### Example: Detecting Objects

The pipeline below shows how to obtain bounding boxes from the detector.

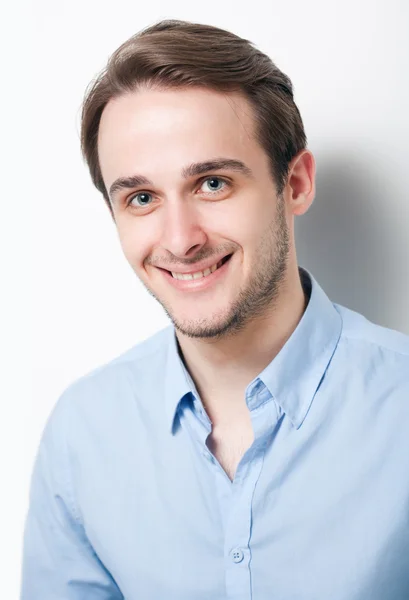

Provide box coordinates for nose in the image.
[160,199,208,259]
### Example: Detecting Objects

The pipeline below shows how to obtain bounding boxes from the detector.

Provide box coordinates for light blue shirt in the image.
[21,268,409,599]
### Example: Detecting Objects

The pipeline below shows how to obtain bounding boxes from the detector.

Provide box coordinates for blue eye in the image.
[129,192,153,207]
[200,177,227,193]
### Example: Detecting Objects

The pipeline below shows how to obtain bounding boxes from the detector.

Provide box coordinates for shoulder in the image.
[332,303,409,401]
[49,325,173,428]
[334,303,409,359]
[328,304,409,448]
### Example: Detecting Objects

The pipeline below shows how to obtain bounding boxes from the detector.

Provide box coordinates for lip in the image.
[157,254,230,276]
[157,254,233,291]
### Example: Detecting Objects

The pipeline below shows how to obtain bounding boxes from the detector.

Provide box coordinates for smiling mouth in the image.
[163,254,232,281]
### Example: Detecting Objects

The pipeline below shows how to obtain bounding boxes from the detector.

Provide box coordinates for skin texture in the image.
[98,86,316,435]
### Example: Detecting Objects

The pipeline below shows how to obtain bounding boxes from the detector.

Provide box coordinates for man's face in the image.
[98,86,291,339]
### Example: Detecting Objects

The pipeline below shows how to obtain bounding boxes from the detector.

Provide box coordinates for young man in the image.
[21,19,409,600]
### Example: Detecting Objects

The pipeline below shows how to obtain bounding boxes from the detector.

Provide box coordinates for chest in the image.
[77,394,409,600]
[80,420,409,600]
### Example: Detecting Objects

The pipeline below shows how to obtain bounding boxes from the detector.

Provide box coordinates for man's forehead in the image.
[98,86,256,142]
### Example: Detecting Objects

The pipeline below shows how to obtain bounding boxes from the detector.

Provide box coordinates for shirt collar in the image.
[164,267,343,433]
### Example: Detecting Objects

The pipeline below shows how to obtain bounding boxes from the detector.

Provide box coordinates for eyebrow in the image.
[108,158,254,204]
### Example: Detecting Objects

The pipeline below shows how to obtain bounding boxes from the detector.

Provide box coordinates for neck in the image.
[175,264,308,424]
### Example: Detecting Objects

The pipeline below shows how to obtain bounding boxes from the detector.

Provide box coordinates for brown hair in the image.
[80,19,307,216]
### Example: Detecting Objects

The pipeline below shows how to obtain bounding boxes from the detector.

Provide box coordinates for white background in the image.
[2,0,408,596]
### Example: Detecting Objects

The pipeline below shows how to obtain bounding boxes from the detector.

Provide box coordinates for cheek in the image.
[208,193,267,239]
[116,221,152,268]
[226,205,272,249]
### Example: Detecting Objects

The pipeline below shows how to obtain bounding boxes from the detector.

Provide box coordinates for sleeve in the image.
[20,393,124,599]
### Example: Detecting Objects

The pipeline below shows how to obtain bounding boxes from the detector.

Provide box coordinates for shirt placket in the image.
[181,382,279,600]
[223,383,278,600]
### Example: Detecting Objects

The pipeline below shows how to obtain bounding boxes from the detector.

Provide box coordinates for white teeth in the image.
[171,258,227,280]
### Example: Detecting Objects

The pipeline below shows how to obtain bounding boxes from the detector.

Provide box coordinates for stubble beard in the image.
[142,195,290,340]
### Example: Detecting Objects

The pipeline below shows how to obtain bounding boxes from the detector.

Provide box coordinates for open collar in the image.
[164,267,343,433]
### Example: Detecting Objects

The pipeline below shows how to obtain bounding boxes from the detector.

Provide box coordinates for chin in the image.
[171,307,247,340]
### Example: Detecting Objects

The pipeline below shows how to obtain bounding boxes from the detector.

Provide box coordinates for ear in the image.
[285,149,316,216]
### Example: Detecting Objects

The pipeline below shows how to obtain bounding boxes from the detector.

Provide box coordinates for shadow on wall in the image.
[295,150,405,333]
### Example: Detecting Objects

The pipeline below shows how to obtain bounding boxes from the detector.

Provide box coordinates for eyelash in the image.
[125,176,231,209]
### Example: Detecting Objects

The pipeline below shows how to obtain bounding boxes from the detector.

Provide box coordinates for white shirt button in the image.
[231,548,244,563]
